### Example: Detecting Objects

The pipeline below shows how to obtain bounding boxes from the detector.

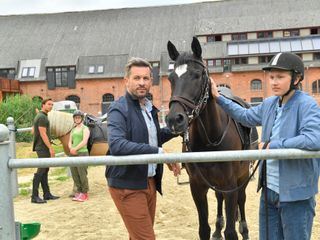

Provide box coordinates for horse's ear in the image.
[167,41,179,61]
[191,36,202,59]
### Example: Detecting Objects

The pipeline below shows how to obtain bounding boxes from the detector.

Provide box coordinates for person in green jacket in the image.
[68,110,90,202]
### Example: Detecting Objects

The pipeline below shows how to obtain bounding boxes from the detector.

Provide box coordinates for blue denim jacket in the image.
[217,90,320,201]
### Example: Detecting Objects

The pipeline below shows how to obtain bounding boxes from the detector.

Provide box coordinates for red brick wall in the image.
[19,68,320,116]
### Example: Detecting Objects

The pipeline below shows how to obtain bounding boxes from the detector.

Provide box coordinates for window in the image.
[310,27,320,35]
[207,35,222,42]
[257,31,273,39]
[233,57,248,65]
[21,67,35,78]
[55,67,68,87]
[250,97,263,106]
[97,65,104,74]
[66,95,80,109]
[231,33,247,41]
[206,59,223,67]
[223,59,231,72]
[314,52,320,60]
[251,79,262,90]
[150,62,159,67]
[259,55,273,64]
[0,69,15,79]
[47,66,75,89]
[207,59,214,67]
[228,36,320,55]
[88,66,95,74]
[102,93,114,102]
[312,80,320,93]
[283,29,299,37]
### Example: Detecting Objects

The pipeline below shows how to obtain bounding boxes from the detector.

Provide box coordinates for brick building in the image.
[0,0,320,117]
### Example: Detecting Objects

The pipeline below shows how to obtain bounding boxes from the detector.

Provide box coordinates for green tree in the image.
[0,95,42,142]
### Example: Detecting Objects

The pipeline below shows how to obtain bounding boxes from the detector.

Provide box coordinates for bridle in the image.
[169,59,210,124]
[168,59,230,148]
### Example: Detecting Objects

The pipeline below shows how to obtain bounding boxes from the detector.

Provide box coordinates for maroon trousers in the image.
[109,178,157,240]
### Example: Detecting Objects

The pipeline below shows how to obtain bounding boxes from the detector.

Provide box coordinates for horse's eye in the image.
[192,71,201,79]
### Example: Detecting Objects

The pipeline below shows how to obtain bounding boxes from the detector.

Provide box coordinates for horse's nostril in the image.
[175,113,185,124]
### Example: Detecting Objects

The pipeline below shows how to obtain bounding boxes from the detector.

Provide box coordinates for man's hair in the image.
[41,98,53,106]
[124,57,152,78]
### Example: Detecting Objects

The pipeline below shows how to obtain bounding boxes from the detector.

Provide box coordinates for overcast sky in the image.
[0,0,218,15]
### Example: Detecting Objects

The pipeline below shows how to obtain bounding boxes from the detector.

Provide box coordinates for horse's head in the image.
[166,37,210,134]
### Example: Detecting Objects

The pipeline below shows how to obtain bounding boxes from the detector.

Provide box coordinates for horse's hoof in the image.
[211,237,223,240]
[211,233,223,240]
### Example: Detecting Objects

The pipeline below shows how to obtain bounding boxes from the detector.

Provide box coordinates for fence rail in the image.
[1,120,320,239]
[8,148,320,168]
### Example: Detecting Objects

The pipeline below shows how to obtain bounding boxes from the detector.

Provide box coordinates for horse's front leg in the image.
[224,191,239,240]
[238,187,249,240]
[190,180,211,240]
[212,192,224,240]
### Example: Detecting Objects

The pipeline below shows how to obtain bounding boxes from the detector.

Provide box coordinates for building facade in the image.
[0,0,320,117]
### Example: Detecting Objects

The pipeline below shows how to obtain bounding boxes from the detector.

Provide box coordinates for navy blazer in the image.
[106,92,175,194]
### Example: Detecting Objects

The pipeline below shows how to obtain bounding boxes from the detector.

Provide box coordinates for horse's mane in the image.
[48,111,74,138]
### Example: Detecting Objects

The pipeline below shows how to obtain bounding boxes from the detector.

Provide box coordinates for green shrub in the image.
[0,95,41,142]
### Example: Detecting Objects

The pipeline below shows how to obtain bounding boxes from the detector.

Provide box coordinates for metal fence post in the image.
[7,117,19,198]
[0,124,16,240]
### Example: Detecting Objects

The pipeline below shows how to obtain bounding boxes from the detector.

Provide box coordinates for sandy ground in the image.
[14,138,320,240]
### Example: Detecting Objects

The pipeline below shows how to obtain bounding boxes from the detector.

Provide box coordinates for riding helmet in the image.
[73,110,84,119]
[262,52,304,80]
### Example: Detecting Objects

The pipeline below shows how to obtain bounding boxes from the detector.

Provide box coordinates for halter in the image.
[169,59,210,124]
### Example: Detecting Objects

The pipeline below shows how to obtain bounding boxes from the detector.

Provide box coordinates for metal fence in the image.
[1,120,320,239]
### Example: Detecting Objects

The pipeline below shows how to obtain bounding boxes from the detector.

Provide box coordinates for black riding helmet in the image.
[263,52,304,104]
[73,110,84,120]
[263,52,304,79]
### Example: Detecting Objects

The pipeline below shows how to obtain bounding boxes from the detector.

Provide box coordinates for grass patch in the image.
[51,167,67,176]
[19,182,31,188]
[19,189,30,196]
[55,176,69,182]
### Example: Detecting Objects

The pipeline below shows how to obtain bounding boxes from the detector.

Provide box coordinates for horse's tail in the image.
[48,111,74,138]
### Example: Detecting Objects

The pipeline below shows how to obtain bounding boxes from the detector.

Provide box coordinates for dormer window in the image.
[88,66,95,74]
[97,65,104,73]
[88,65,104,74]
[22,67,36,78]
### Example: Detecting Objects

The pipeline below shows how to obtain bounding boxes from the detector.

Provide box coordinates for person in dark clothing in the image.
[106,57,180,240]
[31,98,59,204]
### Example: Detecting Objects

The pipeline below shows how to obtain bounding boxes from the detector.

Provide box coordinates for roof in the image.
[0,0,319,70]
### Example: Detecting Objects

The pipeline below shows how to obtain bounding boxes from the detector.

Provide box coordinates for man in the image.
[211,52,320,240]
[106,57,180,240]
[31,98,59,204]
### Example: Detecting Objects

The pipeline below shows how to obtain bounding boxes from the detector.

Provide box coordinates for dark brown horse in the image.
[166,37,257,240]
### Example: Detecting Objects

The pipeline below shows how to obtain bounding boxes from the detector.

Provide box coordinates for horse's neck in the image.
[58,133,70,155]
[195,98,226,139]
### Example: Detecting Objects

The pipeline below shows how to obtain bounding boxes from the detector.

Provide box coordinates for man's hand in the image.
[166,163,181,177]
[210,78,220,99]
